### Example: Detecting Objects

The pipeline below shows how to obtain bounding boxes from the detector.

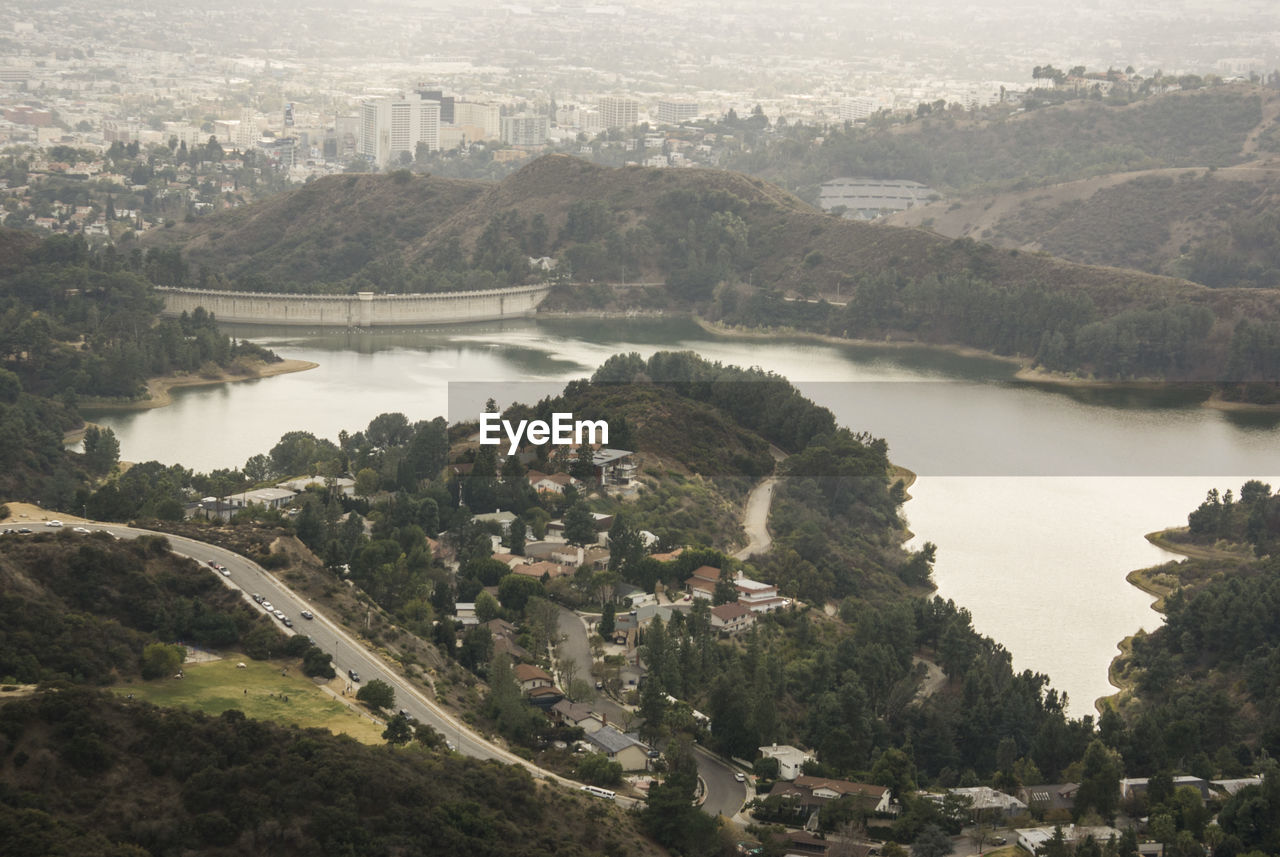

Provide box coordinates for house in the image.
[1019,783,1079,815]
[511,560,572,580]
[514,664,555,692]
[221,487,297,509]
[1120,776,1211,802]
[549,699,605,733]
[584,725,650,770]
[454,603,479,627]
[770,777,892,814]
[758,743,813,781]
[685,565,722,600]
[710,602,756,635]
[474,510,518,533]
[527,470,578,494]
[591,448,636,486]
[486,618,532,661]
[1017,825,1123,854]
[947,786,1027,819]
[1211,777,1263,796]
[277,476,356,496]
[527,685,564,708]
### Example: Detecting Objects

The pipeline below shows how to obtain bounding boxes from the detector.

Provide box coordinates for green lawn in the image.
[114,655,385,743]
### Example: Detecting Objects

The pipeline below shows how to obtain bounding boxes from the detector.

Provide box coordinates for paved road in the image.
[24,523,644,801]
[556,606,747,818]
[694,744,749,818]
[734,476,777,560]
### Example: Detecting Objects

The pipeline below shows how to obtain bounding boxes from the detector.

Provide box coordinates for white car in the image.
[72,526,91,534]
[274,610,285,619]
[45,520,63,527]
[262,601,274,612]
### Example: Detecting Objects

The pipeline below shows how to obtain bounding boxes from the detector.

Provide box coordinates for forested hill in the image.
[0,689,655,857]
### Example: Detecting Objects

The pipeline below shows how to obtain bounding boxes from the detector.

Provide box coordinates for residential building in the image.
[710,602,756,635]
[549,699,605,733]
[591,449,636,486]
[451,101,501,139]
[769,776,892,814]
[758,743,813,780]
[359,93,441,168]
[220,487,296,509]
[838,96,879,122]
[1018,783,1079,815]
[598,96,639,129]
[500,113,548,147]
[584,725,650,770]
[514,664,555,693]
[1017,826,1123,854]
[946,786,1027,818]
[656,100,699,124]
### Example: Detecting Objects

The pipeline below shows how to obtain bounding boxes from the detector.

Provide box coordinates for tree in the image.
[82,425,120,475]
[302,646,336,679]
[458,625,494,674]
[475,589,501,622]
[356,678,396,710]
[506,513,526,556]
[564,500,596,547]
[577,752,623,786]
[140,642,184,679]
[599,601,616,637]
[913,824,955,857]
[382,713,414,745]
[871,747,918,799]
[497,574,543,613]
[570,443,596,483]
[355,467,380,496]
[1076,739,1123,821]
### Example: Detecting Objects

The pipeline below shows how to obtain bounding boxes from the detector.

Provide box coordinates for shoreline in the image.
[77,359,318,413]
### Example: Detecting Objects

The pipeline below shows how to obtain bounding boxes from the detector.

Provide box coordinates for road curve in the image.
[72,523,635,803]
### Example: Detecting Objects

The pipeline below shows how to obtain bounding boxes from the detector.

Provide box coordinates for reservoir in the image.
[84,316,1280,715]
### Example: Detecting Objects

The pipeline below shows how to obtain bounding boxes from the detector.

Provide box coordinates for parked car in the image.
[252,594,264,603]
[734,772,746,782]
[348,669,360,682]
[282,618,293,628]
[262,601,273,612]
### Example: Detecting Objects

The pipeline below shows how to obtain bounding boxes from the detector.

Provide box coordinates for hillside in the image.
[885,163,1280,289]
[728,86,1275,199]
[141,155,1280,385]
[0,689,658,857]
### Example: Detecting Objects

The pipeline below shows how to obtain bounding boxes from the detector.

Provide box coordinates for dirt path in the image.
[734,477,777,560]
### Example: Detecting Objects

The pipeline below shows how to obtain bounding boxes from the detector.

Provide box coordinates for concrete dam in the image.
[155,284,551,327]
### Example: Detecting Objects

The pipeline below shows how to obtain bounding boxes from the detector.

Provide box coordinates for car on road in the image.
[16,527,31,534]
[219,567,231,576]
[991,837,1007,846]
[282,618,293,628]
[45,520,63,527]
[348,669,360,682]
[273,609,285,619]
[72,526,91,534]
[262,601,273,611]
[252,594,264,603]
[734,772,746,782]
[299,610,313,620]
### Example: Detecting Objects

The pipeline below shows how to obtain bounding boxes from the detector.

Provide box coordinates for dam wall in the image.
[155,285,551,327]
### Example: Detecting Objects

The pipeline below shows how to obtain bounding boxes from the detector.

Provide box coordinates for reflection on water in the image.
[86,316,1280,715]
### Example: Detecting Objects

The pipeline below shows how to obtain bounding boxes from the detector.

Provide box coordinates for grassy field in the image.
[114,655,385,744]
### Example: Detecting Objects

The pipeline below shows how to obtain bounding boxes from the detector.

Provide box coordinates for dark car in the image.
[348,669,360,683]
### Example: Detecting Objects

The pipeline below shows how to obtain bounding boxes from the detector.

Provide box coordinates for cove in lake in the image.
[83,316,1280,714]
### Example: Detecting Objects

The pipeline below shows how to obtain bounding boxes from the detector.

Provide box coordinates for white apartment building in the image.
[655,100,698,125]
[500,113,548,147]
[451,101,500,140]
[598,96,639,129]
[359,93,441,168]
[838,96,879,122]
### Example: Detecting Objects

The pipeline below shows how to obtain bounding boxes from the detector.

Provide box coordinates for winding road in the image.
[38,523,635,802]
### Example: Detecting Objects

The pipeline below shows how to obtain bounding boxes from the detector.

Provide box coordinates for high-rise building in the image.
[451,101,501,140]
[838,96,879,122]
[656,100,699,125]
[416,87,455,124]
[598,96,639,129]
[359,93,441,168]
[500,114,548,147]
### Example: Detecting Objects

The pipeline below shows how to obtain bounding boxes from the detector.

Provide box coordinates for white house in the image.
[759,743,813,781]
